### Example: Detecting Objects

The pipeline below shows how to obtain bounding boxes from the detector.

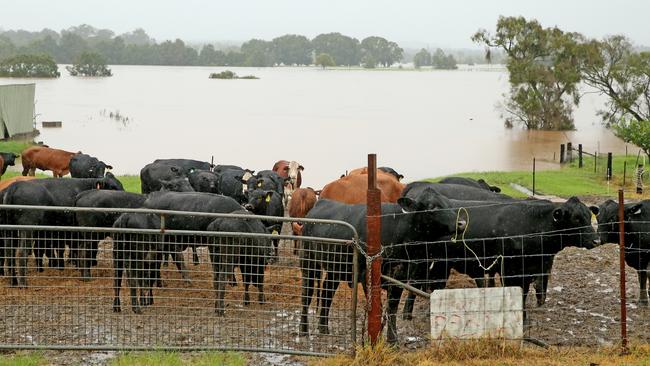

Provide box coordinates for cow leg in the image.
[403,291,417,320]
[299,265,318,336]
[318,272,340,335]
[535,273,550,307]
[78,234,92,280]
[172,250,191,284]
[112,242,124,313]
[215,261,234,316]
[192,245,200,266]
[386,285,404,344]
[639,270,648,306]
[127,257,142,314]
[16,230,29,288]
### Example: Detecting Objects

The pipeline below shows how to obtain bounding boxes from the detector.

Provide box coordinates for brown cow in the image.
[0,176,37,192]
[21,146,80,177]
[320,172,405,204]
[288,187,319,236]
[348,166,404,182]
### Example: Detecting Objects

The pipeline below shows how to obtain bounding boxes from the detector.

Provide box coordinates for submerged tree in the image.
[0,54,60,77]
[315,53,335,69]
[413,48,431,68]
[66,51,112,76]
[473,16,584,130]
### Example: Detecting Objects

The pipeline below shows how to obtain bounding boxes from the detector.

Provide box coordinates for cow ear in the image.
[256,178,265,188]
[589,206,599,216]
[625,203,643,218]
[397,197,419,213]
[398,174,404,180]
[314,190,322,196]
[106,165,113,170]
[265,191,273,203]
[283,166,289,171]
[299,165,304,171]
[552,208,564,222]
[171,167,179,173]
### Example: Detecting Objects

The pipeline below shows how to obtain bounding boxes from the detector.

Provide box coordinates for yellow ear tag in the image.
[257,181,262,187]
[272,230,279,235]
[266,195,271,203]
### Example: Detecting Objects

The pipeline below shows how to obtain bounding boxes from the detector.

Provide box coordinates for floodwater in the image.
[0,65,631,188]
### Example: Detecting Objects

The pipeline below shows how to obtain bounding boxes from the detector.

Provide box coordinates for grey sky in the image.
[1,0,648,48]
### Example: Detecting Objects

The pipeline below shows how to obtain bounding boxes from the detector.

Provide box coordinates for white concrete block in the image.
[430,287,523,340]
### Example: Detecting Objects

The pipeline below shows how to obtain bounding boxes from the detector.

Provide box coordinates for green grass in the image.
[110,351,246,366]
[0,352,46,366]
[117,175,141,193]
[430,154,650,199]
[0,140,34,155]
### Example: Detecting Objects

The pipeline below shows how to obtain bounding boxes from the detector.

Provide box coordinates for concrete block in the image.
[430,287,523,340]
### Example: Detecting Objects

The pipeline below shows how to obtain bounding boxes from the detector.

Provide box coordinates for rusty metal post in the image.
[532,157,536,196]
[618,189,629,353]
[367,154,382,345]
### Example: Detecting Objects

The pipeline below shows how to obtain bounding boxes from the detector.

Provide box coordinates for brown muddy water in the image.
[0,65,631,187]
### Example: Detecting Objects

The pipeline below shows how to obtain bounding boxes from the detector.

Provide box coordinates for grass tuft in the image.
[0,351,46,366]
[109,351,246,366]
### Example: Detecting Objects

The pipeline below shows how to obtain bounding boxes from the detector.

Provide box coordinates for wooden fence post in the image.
[578,144,583,168]
[560,144,565,164]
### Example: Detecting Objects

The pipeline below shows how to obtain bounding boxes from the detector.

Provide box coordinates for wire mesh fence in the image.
[0,206,361,356]
[378,217,650,348]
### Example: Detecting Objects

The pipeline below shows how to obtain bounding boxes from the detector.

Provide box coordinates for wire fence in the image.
[2,199,650,353]
[0,206,361,356]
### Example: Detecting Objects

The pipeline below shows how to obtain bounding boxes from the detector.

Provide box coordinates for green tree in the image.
[582,35,650,125]
[431,48,458,69]
[58,31,88,63]
[119,28,153,46]
[361,54,377,69]
[66,52,112,76]
[315,53,335,69]
[472,16,584,130]
[198,44,226,66]
[241,39,275,66]
[311,33,361,66]
[614,119,650,158]
[0,36,16,61]
[0,54,60,77]
[360,36,403,67]
[413,48,431,68]
[272,34,313,65]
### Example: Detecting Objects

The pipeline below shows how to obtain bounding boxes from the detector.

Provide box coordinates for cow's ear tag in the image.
[257,181,263,187]
[272,229,278,235]
[266,195,271,203]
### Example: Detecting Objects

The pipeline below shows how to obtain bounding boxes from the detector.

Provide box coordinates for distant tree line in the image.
[0,25,489,69]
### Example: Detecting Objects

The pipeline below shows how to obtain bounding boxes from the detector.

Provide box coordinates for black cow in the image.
[142,191,243,282]
[214,165,253,175]
[187,170,220,193]
[153,159,212,174]
[218,169,249,204]
[598,199,650,305]
[247,170,286,197]
[0,152,19,175]
[378,167,404,181]
[401,195,598,321]
[439,177,502,193]
[112,212,161,314]
[300,188,465,343]
[2,173,124,287]
[140,162,184,194]
[403,181,512,201]
[74,190,147,279]
[69,154,113,178]
[159,177,195,192]
[206,210,275,314]
[244,189,284,257]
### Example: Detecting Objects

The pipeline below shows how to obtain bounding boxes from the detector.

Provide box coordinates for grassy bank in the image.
[0,351,245,366]
[316,339,650,366]
[0,140,34,155]
[430,154,650,200]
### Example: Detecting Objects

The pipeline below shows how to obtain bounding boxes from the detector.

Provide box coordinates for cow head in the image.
[477,179,502,193]
[159,177,194,192]
[379,167,404,181]
[98,172,124,191]
[1,152,18,166]
[552,196,600,248]
[397,188,465,239]
[244,189,274,214]
[624,201,650,238]
[188,170,219,193]
[89,161,112,178]
[596,200,620,244]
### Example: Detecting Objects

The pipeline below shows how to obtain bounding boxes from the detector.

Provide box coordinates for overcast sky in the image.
[1,0,648,48]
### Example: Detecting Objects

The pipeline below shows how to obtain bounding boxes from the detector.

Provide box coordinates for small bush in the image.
[209,70,258,79]
[0,54,60,78]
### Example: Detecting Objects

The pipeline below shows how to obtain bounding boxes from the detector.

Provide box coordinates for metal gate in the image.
[0,206,360,356]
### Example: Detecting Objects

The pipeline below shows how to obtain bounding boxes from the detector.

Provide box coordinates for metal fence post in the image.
[560,144,565,164]
[367,154,382,345]
[532,157,536,196]
[618,189,629,354]
[607,153,613,181]
[567,142,573,163]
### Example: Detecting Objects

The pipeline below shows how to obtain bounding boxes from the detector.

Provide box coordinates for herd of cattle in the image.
[0,145,649,343]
